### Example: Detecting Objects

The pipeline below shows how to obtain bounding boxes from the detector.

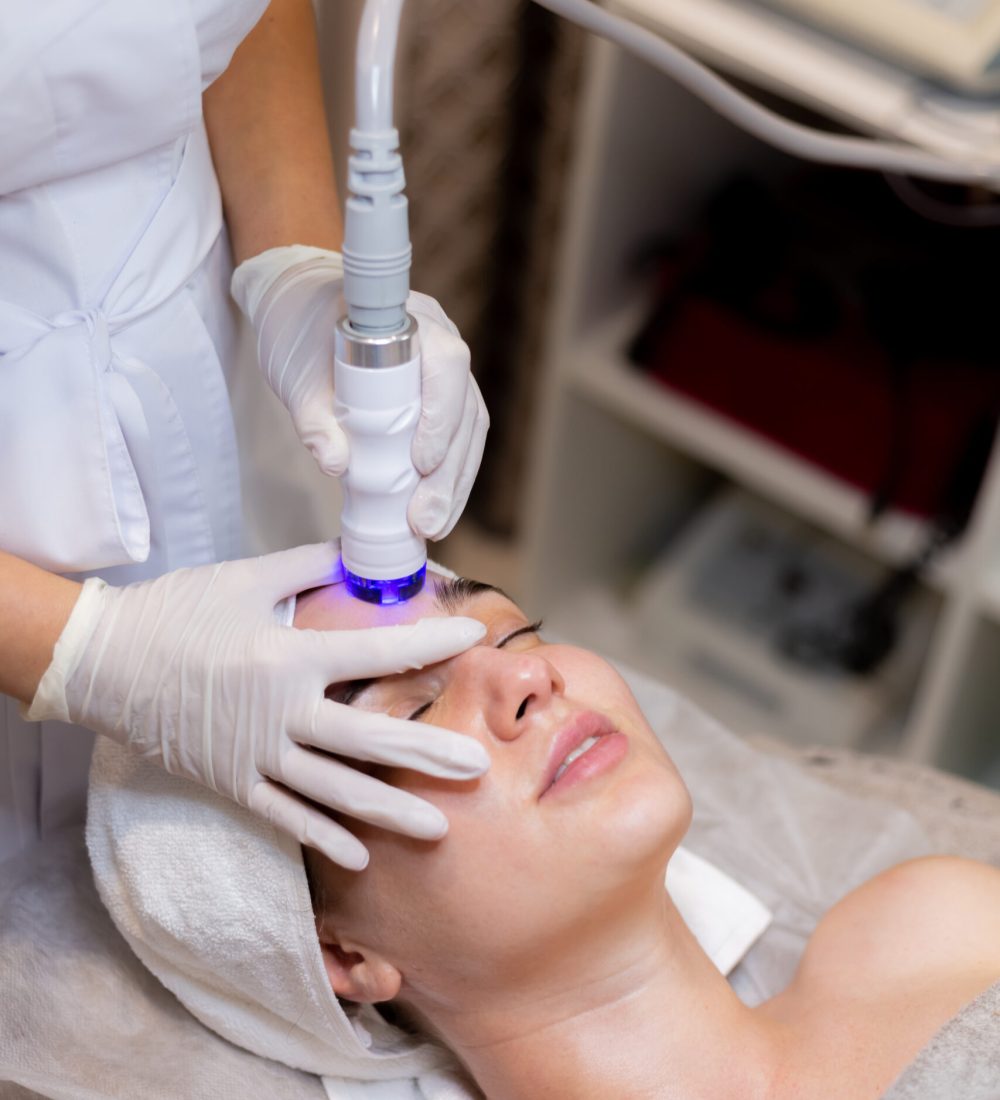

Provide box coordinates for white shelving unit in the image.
[570,306,960,588]
[520,1,1000,780]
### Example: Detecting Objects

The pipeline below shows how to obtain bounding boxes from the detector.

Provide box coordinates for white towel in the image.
[87,739,445,1084]
[667,846,772,976]
[87,739,771,1097]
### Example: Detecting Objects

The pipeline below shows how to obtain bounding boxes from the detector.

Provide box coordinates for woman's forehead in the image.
[293,571,519,632]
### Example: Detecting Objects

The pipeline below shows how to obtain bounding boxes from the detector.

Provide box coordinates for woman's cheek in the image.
[559,648,628,695]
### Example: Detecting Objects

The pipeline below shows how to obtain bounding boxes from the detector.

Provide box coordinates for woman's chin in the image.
[596,761,692,876]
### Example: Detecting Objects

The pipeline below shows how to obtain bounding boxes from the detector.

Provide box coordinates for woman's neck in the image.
[425,890,784,1100]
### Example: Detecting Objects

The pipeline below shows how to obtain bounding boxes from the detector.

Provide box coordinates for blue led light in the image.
[344,564,426,605]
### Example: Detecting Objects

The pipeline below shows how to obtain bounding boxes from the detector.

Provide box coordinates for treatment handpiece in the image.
[337,0,425,605]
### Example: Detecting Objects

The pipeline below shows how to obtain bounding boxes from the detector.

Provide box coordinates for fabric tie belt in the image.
[0,127,223,573]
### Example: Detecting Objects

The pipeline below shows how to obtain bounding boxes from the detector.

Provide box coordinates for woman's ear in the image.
[315,926,402,1004]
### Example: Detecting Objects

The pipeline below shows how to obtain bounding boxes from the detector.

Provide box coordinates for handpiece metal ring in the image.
[335,314,418,368]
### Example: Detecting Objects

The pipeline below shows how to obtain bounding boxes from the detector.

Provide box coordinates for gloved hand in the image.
[232,245,489,541]
[26,542,489,870]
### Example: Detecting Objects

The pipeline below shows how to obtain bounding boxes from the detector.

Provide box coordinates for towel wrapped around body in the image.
[881,980,1000,1100]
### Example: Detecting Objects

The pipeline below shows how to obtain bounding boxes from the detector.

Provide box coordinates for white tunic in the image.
[0,0,271,863]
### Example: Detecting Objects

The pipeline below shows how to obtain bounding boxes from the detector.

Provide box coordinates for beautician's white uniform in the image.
[0,0,272,863]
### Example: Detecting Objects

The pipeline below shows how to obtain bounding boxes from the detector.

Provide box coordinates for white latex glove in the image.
[26,542,490,870]
[232,245,489,540]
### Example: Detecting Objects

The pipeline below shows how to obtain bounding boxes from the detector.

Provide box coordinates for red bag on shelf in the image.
[639,294,998,519]
[629,172,1000,522]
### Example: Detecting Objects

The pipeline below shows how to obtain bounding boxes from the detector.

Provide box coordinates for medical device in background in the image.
[338,0,1000,607]
[631,488,936,747]
[337,0,426,604]
[764,0,1000,93]
[530,0,1000,187]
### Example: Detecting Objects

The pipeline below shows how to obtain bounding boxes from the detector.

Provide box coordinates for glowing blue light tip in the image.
[344,564,426,605]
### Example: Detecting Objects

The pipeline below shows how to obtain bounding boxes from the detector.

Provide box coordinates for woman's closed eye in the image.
[405,620,544,723]
[497,620,543,650]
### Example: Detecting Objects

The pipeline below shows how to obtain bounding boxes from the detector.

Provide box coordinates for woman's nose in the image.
[458,645,565,742]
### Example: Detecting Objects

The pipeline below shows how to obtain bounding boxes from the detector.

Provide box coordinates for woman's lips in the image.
[538,712,627,799]
[541,733,628,799]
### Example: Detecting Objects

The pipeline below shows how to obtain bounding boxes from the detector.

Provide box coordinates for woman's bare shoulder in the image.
[767,858,1000,1095]
[796,855,1000,995]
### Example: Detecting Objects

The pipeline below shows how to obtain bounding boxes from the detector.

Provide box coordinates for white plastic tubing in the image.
[354,0,405,134]
[532,0,1000,187]
[344,0,411,334]
[352,0,990,234]
[347,0,998,324]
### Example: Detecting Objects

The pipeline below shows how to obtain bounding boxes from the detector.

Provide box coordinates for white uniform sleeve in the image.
[0,0,267,196]
[192,0,270,91]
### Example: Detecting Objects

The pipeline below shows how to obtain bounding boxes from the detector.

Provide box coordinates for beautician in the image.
[0,0,489,872]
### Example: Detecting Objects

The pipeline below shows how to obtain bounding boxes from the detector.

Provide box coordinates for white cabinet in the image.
[519,7,1000,781]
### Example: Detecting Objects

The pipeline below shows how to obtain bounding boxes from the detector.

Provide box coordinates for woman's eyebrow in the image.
[497,620,544,648]
[433,577,507,614]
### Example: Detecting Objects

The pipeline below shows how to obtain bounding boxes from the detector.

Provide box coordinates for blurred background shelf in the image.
[519,14,1000,784]
[567,305,961,596]
[317,3,1000,782]
[983,568,1000,622]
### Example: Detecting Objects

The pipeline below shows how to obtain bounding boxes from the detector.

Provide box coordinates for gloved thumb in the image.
[410,311,471,476]
[254,541,345,602]
[293,406,350,477]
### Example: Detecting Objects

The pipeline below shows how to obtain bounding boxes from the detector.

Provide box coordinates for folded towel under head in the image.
[86,737,770,1087]
[87,737,446,1082]
[85,564,462,1081]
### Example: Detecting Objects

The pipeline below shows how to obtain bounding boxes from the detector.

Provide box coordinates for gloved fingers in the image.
[294,615,485,680]
[292,402,350,477]
[433,380,489,540]
[248,780,370,871]
[269,746,450,841]
[407,382,474,538]
[258,256,345,360]
[256,542,344,603]
[256,278,332,403]
[302,702,490,779]
[231,248,290,319]
[408,378,488,540]
[232,246,345,321]
[248,256,348,477]
[406,289,459,337]
[410,309,472,476]
[282,299,349,477]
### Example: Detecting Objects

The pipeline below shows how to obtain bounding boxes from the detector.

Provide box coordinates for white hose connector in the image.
[344,0,411,335]
[354,0,405,134]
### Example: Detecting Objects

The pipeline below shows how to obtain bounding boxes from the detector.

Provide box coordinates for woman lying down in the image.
[87,566,1000,1099]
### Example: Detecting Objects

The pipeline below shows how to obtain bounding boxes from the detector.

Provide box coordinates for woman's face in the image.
[297,572,692,1005]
